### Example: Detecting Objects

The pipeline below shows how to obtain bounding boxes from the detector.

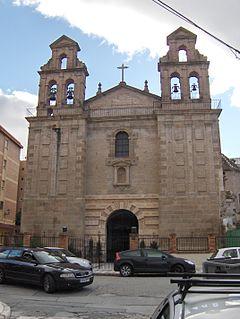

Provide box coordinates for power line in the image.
[152,0,240,59]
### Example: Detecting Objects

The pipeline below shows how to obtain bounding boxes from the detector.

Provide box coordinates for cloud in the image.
[0,89,37,159]
[12,0,240,107]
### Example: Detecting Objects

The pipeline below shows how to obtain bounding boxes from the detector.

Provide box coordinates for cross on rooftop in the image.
[117,63,129,83]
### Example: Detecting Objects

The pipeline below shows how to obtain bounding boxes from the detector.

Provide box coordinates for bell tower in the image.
[37,35,89,117]
[22,35,89,237]
[159,27,211,107]
[157,27,222,237]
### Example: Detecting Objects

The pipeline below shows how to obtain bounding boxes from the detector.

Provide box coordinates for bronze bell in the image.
[191,83,197,91]
[49,88,57,101]
[67,88,74,100]
[172,83,179,93]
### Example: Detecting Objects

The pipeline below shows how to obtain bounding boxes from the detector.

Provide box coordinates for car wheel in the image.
[171,264,185,273]
[0,268,5,284]
[119,264,133,277]
[43,274,56,293]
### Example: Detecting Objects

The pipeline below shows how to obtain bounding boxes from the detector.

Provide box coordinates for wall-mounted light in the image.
[62,226,68,233]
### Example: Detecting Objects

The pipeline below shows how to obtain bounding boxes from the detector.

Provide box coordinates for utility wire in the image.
[152,0,240,59]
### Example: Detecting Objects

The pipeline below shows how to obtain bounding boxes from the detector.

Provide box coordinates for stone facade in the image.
[21,27,223,246]
[0,125,22,236]
[221,154,240,230]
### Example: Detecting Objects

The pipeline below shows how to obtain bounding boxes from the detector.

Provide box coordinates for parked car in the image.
[0,247,94,293]
[203,247,240,273]
[151,273,240,319]
[114,248,195,277]
[44,247,92,270]
[210,247,240,260]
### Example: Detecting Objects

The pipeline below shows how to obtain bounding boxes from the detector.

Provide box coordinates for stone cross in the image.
[117,63,128,82]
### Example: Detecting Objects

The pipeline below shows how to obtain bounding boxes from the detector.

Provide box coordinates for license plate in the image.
[80,277,90,283]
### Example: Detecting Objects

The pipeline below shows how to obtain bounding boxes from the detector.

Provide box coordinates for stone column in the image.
[129,233,139,250]
[58,234,69,249]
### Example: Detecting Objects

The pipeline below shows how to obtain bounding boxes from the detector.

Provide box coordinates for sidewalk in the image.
[0,301,10,319]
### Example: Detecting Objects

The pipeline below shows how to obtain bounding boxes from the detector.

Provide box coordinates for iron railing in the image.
[177,237,209,252]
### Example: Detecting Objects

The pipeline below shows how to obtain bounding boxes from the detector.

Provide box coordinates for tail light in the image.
[115,252,121,261]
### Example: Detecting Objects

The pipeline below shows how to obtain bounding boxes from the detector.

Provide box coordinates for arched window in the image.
[170,73,181,100]
[189,73,200,99]
[60,55,67,69]
[178,47,187,62]
[66,80,75,105]
[117,167,126,184]
[115,131,129,157]
[48,81,57,106]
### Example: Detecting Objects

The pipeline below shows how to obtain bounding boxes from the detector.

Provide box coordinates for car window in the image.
[146,250,164,258]
[122,250,141,257]
[156,303,170,319]
[223,249,238,258]
[0,249,11,259]
[8,249,23,258]
[22,252,36,262]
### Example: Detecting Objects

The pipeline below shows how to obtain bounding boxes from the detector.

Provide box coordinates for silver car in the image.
[151,273,240,319]
[44,247,92,270]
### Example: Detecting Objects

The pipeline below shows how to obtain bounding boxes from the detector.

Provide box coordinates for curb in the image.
[0,302,11,319]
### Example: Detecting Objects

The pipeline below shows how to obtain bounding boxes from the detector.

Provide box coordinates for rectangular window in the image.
[4,140,8,149]
[0,201,3,210]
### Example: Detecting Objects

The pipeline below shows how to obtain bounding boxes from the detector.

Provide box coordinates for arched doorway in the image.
[106,209,138,261]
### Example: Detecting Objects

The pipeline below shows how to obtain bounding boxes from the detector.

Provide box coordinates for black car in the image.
[114,248,195,277]
[0,247,94,293]
[151,273,240,319]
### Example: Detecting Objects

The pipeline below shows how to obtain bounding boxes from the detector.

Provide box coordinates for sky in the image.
[0,0,239,160]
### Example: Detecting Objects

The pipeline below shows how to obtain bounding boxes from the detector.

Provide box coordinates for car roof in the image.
[217,247,240,251]
[170,273,240,303]
[0,247,47,252]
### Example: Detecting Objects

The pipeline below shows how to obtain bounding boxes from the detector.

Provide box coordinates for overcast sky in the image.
[0,0,239,159]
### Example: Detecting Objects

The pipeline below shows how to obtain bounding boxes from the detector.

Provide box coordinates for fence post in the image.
[130,233,139,250]
[208,234,216,253]
[169,233,177,253]
[23,233,31,247]
[59,234,69,249]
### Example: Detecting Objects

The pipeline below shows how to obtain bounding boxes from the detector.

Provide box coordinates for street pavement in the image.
[0,253,210,319]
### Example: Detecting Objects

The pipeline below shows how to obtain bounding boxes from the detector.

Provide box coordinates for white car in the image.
[44,247,92,270]
[210,247,240,259]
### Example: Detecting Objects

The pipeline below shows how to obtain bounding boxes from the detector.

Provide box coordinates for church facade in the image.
[21,27,223,249]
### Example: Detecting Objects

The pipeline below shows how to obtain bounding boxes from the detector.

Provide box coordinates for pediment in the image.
[167,27,197,44]
[85,83,161,109]
[50,35,80,51]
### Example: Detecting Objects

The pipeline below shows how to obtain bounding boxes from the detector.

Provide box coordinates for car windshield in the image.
[33,250,66,264]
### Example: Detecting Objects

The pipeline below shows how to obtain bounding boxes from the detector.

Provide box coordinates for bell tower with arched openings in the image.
[37,35,89,117]
[159,27,211,106]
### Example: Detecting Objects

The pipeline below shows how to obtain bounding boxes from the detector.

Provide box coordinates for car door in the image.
[17,251,42,284]
[143,249,169,273]
[4,249,24,280]
[6,249,41,284]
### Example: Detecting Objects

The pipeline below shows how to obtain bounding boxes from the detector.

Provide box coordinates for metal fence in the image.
[176,237,209,252]
[0,235,24,246]
[138,236,170,251]
[30,236,59,248]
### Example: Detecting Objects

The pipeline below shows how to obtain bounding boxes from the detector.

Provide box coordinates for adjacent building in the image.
[0,125,22,237]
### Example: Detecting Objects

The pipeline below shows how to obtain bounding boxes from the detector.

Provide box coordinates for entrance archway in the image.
[106,209,138,261]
